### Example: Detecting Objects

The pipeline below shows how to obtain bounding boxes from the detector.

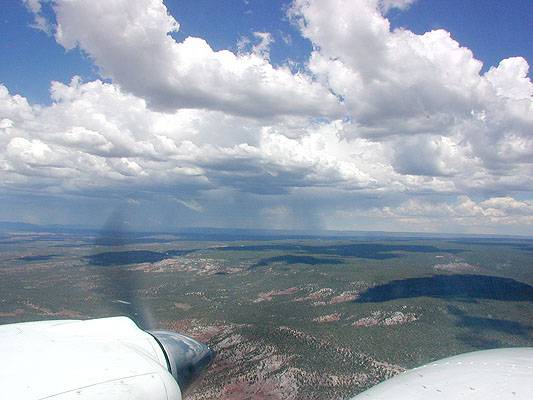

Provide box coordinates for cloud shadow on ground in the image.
[85,249,195,266]
[217,243,464,260]
[448,305,532,337]
[356,274,533,303]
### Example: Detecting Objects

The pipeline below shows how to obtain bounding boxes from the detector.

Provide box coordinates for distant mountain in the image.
[0,221,101,234]
[177,227,533,240]
[0,221,531,240]
[0,221,42,232]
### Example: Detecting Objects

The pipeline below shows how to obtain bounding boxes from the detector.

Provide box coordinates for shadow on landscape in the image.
[86,248,195,329]
[448,239,533,252]
[86,249,195,266]
[448,305,532,337]
[217,243,464,260]
[356,274,533,303]
[248,255,343,270]
[455,334,502,349]
[448,305,532,349]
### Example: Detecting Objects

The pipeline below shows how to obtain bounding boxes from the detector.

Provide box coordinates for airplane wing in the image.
[350,347,533,399]
[2,316,532,399]
[0,316,214,400]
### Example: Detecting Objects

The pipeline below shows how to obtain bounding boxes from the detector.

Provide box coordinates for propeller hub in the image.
[149,330,215,396]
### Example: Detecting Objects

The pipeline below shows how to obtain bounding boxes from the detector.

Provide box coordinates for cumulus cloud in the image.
[392,135,452,176]
[363,196,533,232]
[3,0,532,233]
[485,57,533,100]
[379,0,417,13]
[292,0,486,130]
[0,79,371,197]
[29,0,342,118]
[289,0,533,187]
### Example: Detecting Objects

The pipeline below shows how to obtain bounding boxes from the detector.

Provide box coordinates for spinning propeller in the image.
[92,211,216,397]
[0,211,215,399]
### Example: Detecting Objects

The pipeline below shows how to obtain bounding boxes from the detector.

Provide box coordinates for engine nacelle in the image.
[0,316,215,400]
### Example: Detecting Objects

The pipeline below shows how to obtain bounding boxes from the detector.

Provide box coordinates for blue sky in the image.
[0,0,532,234]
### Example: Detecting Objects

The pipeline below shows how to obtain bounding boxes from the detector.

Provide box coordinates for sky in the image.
[0,0,532,235]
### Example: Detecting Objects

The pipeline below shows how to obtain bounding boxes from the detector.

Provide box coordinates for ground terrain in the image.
[1,229,532,399]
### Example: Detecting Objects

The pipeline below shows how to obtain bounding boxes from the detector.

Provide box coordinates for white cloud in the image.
[292,1,486,133]
[237,32,275,59]
[0,79,368,197]
[31,0,342,119]
[289,0,533,189]
[392,135,452,176]
[379,0,416,13]
[360,196,533,233]
[252,32,275,59]
[237,36,251,54]
[485,57,533,100]
[280,31,293,46]
[22,0,53,34]
[4,0,532,234]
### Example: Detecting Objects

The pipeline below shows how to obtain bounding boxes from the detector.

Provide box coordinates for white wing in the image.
[350,347,533,399]
[0,317,214,400]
